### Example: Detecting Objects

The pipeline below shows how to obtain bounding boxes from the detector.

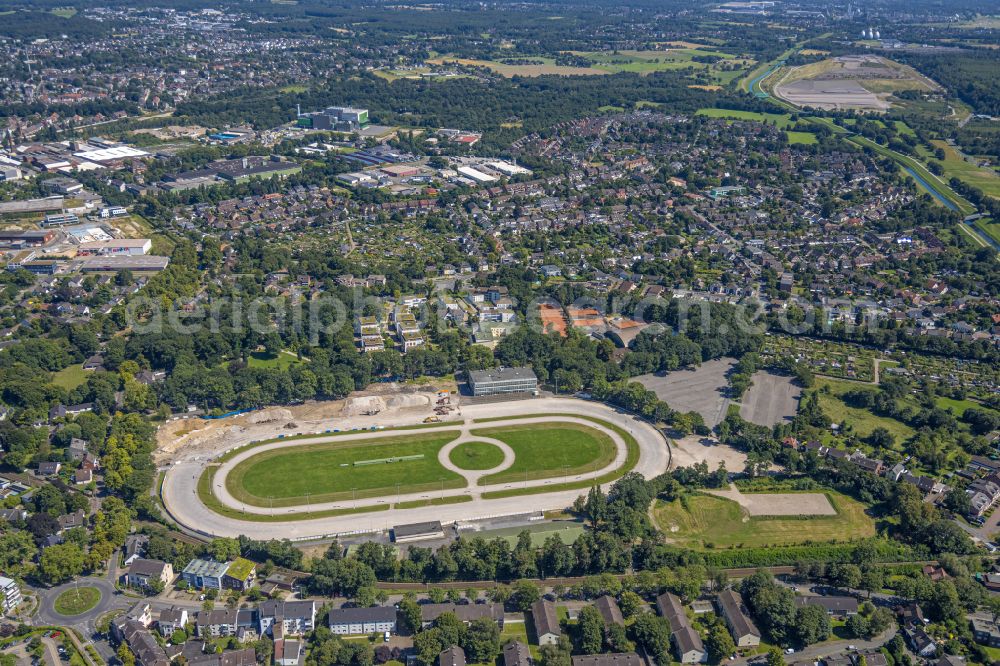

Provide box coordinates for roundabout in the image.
[161,397,670,539]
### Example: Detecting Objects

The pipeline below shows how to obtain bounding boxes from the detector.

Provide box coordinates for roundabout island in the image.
[161,397,669,540]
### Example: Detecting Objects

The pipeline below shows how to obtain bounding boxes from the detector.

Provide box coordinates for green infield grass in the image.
[226,432,465,506]
[472,423,616,486]
[449,441,506,470]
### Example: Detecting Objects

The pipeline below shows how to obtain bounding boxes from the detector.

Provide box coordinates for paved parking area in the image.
[635,358,736,427]
[739,371,801,426]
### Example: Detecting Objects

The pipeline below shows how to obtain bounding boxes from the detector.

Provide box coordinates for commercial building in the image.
[77,239,152,256]
[392,521,445,543]
[182,559,230,590]
[77,255,170,273]
[328,605,397,635]
[0,576,21,615]
[298,106,370,131]
[467,366,538,397]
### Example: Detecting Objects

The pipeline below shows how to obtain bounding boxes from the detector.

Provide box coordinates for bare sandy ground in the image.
[669,434,747,471]
[706,484,836,516]
[154,382,455,464]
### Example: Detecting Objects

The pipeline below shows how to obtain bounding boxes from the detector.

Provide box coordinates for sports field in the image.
[226,431,465,506]
[652,491,874,549]
[472,423,616,485]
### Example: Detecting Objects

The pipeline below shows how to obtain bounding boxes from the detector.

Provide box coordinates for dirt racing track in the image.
[160,397,670,540]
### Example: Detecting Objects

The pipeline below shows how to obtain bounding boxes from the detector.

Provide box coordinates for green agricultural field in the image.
[51,364,88,390]
[696,107,794,128]
[812,378,915,442]
[449,441,506,470]
[472,423,616,486]
[974,218,1000,246]
[786,130,817,145]
[653,491,874,550]
[930,140,1000,198]
[54,586,101,615]
[226,431,465,506]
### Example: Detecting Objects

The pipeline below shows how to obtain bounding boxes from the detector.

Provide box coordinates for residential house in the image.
[0,577,21,615]
[503,641,532,666]
[123,559,174,590]
[420,603,504,629]
[327,605,397,635]
[275,639,303,666]
[258,600,316,637]
[440,646,466,666]
[657,592,707,664]
[716,589,761,648]
[531,599,562,646]
[158,607,189,637]
[594,595,624,627]
[571,654,643,666]
[794,596,859,617]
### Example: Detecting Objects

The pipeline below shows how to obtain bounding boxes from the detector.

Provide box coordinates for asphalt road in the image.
[161,397,670,539]
[33,576,126,628]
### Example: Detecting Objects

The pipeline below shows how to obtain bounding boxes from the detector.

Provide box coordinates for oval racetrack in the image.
[161,397,670,540]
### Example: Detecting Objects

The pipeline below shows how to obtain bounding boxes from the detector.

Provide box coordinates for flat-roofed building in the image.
[467,366,538,396]
[392,521,445,543]
[77,239,151,256]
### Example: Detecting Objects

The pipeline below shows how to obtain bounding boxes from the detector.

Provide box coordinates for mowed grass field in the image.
[227,431,465,506]
[653,491,874,549]
[449,441,506,470]
[786,130,818,145]
[472,423,616,486]
[51,363,88,390]
[812,377,915,442]
[696,107,795,128]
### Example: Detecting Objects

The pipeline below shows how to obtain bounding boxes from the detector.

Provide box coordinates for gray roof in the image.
[467,366,537,384]
[127,559,169,578]
[503,641,532,666]
[717,590,760,640]
[531,599,561,638]
[440,646,466,666]
[673,625,705,657]
[392,521,443,539]
[328,605,397,625]
[421,602,503,624]
[794,595,859,614]
[571,654,643,666]
[594,595,624,626]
